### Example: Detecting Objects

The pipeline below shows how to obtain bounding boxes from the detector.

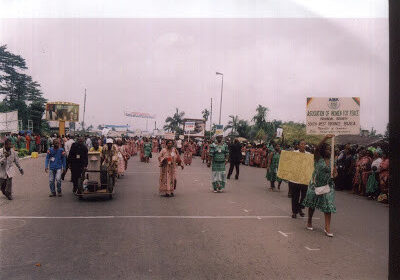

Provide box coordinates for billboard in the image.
[0,110,18,133]
[183,118,205,137]
[125,112,155,119]
[306,97,360,135]
[46,102,79,122]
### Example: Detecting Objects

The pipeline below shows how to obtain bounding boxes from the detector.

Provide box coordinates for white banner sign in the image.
[276,128,283,138]
[306,97,360,135]
[101,128,111,136]
[125,112,155,119]
[184,122,195,132]
[0,111,19,133]
[164,132,176,140]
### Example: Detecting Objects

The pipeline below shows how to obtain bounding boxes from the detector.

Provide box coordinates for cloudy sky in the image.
[0,1,388,133]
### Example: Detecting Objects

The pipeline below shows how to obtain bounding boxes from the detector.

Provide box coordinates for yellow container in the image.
[31,152,38,159]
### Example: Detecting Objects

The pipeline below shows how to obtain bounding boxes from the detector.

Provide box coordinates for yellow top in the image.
[89,147,103,153]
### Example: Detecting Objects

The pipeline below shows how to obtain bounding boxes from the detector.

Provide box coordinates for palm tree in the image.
[237,119,251,138]
[201,109,210,122]
[252,105,269,129]
[224,115,239,135]
[163,108,185,134]
[255,128,266,144]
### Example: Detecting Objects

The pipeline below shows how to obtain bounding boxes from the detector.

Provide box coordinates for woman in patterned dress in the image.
[302,134,337,237]
[183,141,193,166]
[201,142,209,163]
[143,137,152,163]
[209,135,229,192]
[158,140,184,197]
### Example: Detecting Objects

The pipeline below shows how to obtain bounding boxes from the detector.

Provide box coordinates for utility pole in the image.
[216,72,224,125]
[83,88,87,131]
[210,98,213,136]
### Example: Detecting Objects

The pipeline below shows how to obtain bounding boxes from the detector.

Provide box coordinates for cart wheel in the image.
[109,194,113,200]
[77,177,84,194]
[107,175,114,194]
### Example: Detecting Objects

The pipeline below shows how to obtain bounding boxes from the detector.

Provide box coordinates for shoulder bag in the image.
[313,173,330,196]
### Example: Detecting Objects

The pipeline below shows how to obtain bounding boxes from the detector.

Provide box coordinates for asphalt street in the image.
[0,154,388,280]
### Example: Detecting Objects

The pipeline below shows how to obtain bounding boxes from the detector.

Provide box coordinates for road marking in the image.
[305,246,320,251]
[0,215,305,220]
[125,171,210,175]
[278,231,292,237]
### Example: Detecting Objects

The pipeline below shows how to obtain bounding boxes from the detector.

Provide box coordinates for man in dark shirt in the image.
[227,138,242,180]
[68,136,88,193]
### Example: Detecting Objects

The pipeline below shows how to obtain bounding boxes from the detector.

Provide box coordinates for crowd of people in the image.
[0,132,390,237]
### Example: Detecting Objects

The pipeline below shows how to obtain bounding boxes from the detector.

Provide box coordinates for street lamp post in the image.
[216,72,223,125]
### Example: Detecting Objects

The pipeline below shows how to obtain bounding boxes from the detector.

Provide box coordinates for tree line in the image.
[0,45,48,133]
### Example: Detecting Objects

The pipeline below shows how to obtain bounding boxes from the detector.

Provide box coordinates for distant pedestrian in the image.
[62,135,75,181]
[183,140,193,166]
[302,134,337,237]
[143,137,152,163]
[101,138,118,186]
[266,142,282,191]
[227,138,242,180]
[85,135,93,150]
[0,139,24,200]
[176,138,183,155]
[45,139,66,197]
[209,136,229,193]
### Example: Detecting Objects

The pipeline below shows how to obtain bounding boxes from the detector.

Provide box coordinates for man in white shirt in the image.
[86,136,93,150]
[176,139,182,155]
[0,138,24,200]
[62,135,75,181]
[289,139,310,219]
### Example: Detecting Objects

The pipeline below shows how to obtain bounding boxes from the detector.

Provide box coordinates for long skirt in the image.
[245,152,250,165]
[201,150,207,161]
[184,152,192,165]
[212,171,226,190]
[159,165,176,195]
[118,154,125,175]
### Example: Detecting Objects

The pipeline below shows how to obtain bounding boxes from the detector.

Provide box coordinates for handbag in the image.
[313,173,330,195]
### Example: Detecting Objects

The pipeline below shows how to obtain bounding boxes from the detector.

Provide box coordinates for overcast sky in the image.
[0,1,388,133]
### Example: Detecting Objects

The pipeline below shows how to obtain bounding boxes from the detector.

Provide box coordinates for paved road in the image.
[0,154,388,279]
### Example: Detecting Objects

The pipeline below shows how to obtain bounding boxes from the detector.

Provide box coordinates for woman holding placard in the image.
[302,134,337,237]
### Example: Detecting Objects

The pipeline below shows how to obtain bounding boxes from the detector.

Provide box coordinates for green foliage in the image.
[255,128,266,143]
[0,45,47,133]
[237,119,251,138]
[164,108,185,135]
[369,127,376,136]
[281,122,323,146]
[18,148,30,158]
[224,115,239,134]
[201,109,210,122]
